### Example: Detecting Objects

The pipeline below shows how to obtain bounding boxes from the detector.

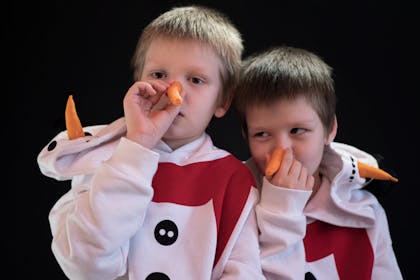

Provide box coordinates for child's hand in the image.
[123,80,182,149]
[266,148,314,191]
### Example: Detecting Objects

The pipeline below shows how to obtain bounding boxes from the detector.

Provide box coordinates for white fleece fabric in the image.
[248,142,403,280]
[38,117,264,280]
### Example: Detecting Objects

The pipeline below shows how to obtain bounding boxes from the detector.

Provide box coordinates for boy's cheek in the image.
[257,161,266,175]
[248,140,270,170]
[250,152,267,174]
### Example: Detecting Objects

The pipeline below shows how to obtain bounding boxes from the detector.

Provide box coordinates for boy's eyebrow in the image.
[247,127,266,132]
[246,120,269,130]
[249,118,318,126]
[293,119,318,125]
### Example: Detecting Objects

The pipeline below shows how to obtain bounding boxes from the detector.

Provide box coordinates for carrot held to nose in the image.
[65,95,85,140]
[167,81,183,105]
[64,81,183,140]
[264,147,398,183]
[265,148,285,177]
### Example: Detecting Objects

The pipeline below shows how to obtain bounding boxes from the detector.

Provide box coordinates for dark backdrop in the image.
[8,1,416,279]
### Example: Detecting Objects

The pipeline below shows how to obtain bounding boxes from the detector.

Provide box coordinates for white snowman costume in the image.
[249,142,403,280]
[38,118,264,280]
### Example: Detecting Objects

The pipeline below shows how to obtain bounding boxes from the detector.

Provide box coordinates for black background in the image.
[7,0,416,279]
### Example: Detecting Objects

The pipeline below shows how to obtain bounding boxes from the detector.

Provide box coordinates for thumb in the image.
[151,104,181,136]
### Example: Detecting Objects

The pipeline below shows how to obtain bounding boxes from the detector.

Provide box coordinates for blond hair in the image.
[131,5,243,104]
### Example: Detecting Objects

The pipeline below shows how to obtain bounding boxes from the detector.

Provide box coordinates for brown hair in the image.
[234,46,336,138]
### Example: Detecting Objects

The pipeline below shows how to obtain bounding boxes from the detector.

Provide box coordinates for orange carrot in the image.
[265,148,285,177]
[167,81,183,105]
[264,147,398,182]
[358,161,398,182]
[65,95,85,140]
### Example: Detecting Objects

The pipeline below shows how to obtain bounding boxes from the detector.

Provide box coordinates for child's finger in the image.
[125,81,168,110]
[297,164,308,182]
[305,175,315,190]
[276,148,294,176]
[297,166,314,191]
[288,159,302,178]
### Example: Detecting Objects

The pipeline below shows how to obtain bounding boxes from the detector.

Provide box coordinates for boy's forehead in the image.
[245,96,315,116]
[144,37,224,73]
[245,103,275,121]
[147,37,218,59]
[245,98,282,111]
[245,99,321,128]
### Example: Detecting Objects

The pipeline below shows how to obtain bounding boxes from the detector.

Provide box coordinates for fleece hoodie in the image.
[247,142,402,280]
[37,117,264,280]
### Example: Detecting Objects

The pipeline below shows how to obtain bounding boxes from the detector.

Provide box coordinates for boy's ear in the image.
[214,97,232,118]
[326,115,338,144]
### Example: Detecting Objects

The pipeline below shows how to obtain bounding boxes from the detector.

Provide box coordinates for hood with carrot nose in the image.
[64,81,183,140]
[65,90,398,186]
[265,147,398,183]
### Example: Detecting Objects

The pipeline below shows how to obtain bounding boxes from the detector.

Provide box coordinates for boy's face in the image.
[141,37,227,148]
[246,95,336,177]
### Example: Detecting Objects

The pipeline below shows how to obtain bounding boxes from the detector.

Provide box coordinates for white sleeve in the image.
[49,137,158,280]
[256,177,312,280]
[217,190,265,280]
[369,205,403,279]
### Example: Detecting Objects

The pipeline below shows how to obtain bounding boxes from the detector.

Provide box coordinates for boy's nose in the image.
[274,135,291,150]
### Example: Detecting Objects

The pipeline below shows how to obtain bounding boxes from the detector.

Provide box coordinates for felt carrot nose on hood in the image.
[265,148,398,182]
[65,95,85,140]
[64,82,183,141]
[357,161,398,182]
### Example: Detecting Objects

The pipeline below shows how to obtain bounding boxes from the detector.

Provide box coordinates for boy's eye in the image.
[151,72,166,79]
[290,128,306,135]
[190,77,204,84]
[254,131,269,138]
